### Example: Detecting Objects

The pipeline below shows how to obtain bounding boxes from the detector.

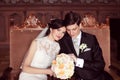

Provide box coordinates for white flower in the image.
[79,43,87,52]
[51,53,74,79]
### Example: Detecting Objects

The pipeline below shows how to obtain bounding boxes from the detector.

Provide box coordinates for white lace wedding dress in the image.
[19,37,60,80]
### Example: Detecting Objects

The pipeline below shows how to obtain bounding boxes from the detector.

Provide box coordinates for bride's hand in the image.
[47,69,54,76]
[68,53,77,62]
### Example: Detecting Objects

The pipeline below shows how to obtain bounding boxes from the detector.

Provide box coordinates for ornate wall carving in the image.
[0,4,120,46]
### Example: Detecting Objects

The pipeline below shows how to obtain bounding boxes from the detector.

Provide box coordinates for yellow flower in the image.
[59,63,64,69]
[52,60,56,65]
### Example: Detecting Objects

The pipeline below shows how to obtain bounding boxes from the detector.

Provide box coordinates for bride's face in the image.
[50,26,66,41]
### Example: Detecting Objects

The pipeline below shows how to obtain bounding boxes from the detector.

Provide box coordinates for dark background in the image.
[110,18,120,60]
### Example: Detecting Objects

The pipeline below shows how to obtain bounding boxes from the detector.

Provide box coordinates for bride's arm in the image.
[21,40,53,76]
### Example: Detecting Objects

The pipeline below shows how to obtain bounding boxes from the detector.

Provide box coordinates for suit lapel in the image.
[65,34,77,56]
[79,31,87,55]
[67,37,78,56]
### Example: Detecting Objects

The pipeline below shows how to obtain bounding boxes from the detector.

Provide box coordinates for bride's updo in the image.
[45,19,64,36]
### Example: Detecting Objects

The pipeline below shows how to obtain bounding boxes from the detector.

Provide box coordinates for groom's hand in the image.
[53,72,56,78]
[68,53,77,62]
[47,68,54,76]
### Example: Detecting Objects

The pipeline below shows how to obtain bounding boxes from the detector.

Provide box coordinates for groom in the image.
[58,11,106,80]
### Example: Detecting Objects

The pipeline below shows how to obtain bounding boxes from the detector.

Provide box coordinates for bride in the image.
[18,19,66,80]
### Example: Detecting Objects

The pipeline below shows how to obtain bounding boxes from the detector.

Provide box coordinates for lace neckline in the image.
[45,36,56,43]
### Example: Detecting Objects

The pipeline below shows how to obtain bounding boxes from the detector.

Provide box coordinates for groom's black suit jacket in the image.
[58,31,106,80]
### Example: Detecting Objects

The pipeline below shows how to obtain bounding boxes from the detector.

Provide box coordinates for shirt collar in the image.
[76,31,82,40]
[72,31,82,45]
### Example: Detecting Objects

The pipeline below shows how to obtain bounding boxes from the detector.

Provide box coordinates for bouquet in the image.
[51,53,74,79]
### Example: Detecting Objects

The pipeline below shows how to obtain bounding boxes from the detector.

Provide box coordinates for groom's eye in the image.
[67,29,70,32]
[62,31,66,34]
[73,27,77,31]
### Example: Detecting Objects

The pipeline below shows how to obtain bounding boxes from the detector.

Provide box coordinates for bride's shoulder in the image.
[35,37,46,41]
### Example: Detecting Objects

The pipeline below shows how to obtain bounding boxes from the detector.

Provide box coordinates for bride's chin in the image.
[55,39,59,41]
[55,38,59,41]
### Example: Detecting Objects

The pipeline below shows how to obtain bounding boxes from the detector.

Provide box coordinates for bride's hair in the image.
[36,19,64,39]
[45,19,64,36]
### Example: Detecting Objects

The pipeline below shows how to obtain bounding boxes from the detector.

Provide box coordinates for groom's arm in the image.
[74,35,105,79]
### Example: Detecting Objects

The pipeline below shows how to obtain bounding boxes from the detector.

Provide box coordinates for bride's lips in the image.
[56,36,61,40]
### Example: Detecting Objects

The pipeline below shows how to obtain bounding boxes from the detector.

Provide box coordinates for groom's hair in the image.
[64,11,81,26]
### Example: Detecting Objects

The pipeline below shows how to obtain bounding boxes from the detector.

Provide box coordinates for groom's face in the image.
[66,23,80,38]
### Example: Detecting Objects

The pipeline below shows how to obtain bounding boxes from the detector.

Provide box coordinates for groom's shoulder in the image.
[59,33,71,43]
[82,31,95,37]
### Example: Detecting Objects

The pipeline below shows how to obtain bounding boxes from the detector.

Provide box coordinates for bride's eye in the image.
[57,29,61,31]
[62,31,66,34]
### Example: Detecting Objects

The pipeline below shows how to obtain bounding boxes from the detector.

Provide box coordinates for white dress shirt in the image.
[72,31,84,68]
